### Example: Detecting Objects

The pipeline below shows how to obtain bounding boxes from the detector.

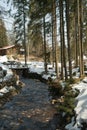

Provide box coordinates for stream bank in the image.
[0,76,62,130]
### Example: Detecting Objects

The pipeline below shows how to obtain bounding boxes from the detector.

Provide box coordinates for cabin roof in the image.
[0,45,15,50]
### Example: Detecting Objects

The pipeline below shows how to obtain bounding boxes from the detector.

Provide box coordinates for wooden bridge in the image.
[10,66,29,77]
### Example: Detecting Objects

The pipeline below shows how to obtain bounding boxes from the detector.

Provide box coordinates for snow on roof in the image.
[0,45,15,50]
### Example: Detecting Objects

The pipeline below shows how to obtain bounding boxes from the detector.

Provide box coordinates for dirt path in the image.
[0,77,59,130]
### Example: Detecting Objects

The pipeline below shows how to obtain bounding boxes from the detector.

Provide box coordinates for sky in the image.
[0,0,60,45]
[0,0,14,31]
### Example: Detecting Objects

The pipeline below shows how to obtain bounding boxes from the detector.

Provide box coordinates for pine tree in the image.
[59,0,67,80]
[77,0,84,77]
[12,0,29,65]
[0,19,8,48]
[65,0,72,79]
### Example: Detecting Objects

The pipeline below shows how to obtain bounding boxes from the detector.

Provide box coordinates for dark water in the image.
[0,77,59,130]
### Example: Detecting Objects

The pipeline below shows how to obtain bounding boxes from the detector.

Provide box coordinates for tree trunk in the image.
[74,0,78,67]
[43,16,47,73]
[65,0,72,79]
[53,0,59,78]
[23,2,27,66]
[59,0,68,80]
[51,12,55,68]
[77,0,84,77]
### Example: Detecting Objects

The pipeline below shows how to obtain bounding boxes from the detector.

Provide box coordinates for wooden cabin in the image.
[0,45,16,56]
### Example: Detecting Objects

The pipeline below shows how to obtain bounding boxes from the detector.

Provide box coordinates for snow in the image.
[0,62,14,96]
[27,60,87,129]
[1,55,87,129]
[0,86,16,97]
[0,86,9,93]
[42,74,51,80]
[0,63,13,82]
[65,77,87,130]
[21,61,57,80]
[31,62,56,80]
[28,61,45,74]
[83,55,87,60]
[0,55,8,63]
[0,93,4,97]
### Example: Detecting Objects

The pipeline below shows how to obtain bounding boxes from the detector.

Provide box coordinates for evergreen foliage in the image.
[13,0,29,44]
[49,80,79,123]
[7,0,87,78]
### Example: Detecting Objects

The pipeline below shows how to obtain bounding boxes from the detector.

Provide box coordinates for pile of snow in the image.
[0,55,8,63]
[0,86,16,97]
[28,61,44,74]
[27,61,56,80]
[0,63,13,82]
[20,61,57,80]
[65,77,87,130]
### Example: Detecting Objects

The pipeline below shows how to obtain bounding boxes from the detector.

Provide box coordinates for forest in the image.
[0,0,87,80]
[0,0,87,130]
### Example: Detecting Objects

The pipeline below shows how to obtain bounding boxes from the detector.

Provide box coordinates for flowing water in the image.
[0,77,59,130]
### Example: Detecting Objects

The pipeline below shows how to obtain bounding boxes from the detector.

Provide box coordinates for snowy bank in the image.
[65,77,87,130]
[1,57,87,129]
[25,61,57,80]
[0,63,13,82]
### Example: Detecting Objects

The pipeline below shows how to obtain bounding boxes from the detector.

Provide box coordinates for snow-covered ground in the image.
[19,61,87,129]
[65,77,87,130]
[0,63,13,82]
[1,55,87,129]
[21,61,57,80]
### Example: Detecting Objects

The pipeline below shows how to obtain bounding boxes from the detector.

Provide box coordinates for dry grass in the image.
[18,55,43,62]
